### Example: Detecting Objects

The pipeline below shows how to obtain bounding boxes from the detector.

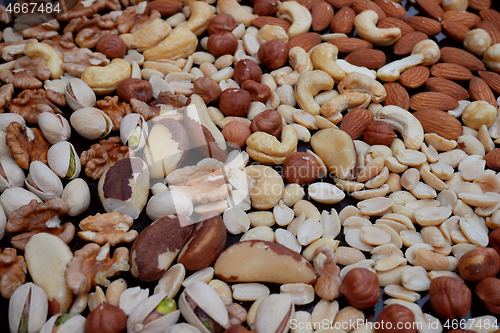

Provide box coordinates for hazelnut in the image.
[375,304,416,333]
[233,59,262,85]
[207,14,238,36]
[117,78,153,103]
[258,39,289,70]
[222,121,251,149]
[363,120,396,146]
[489,228,500,257]
[224,325,256,333]
[429,276,471,319]
[283,152,320,185]
[253,0,278,16]
[193,77,222,104]
[219,88,252,117]
[340,267,380,309]
[250,109,283,137]
[207,32,238,58]
[241,80,271,102]
[96,34,127,60]
[458,247,500,282]
[475,277,500,315]
[85,302,127,333]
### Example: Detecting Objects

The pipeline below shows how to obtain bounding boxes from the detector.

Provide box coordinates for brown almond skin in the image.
[253,0,279,16]
[409,92,459,111]
[378,17,415,35]
[393,31,428,56]
[373,0,406,19]
[404,16,442,36]
[251,16,291,31]
[440,47,486,72]
[470,77,498,107]
[443,10,481,29]
[288,32,322,52]
[413,109,463,141]
[430,63,474,81]
[345,49,386,70]
[485,149,500,171]
[147,0,182,16]
[341,268,380,309]
[383,82,410,110]
[425,77,469,100]
[85,302,127,333]
[375,304,416,333]
[399,66,429,89]
[476,277,500,315]
[339,108,373,139]
[442,21,470,43]
[429,276,471,319]
[330,6,356,34]
[476,20,500,45]
[479,70,500,95]
[458,247,500,282]
[328,38,373,54]
[311,2,334,32]
[415,0,444,21]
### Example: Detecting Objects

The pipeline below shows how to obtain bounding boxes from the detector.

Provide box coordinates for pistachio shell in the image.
[119,286,150,316]
[47,141,81,179]
[25,161,64,201]
[255,294,294,333]
[9,282,48,333]
[165,323,202,333]
[0,113,25,132]
[39,314,86,333]
[62,178,90,216]
[0,130,12,158]
[0,155,25,192]
[146,190,193,221]
[0,187,42,216]
[120,113,148,151]
[69,107,113,140]
[127,293,180,333]
[38,113,71,145]
[65,78,97,111]
[0,204,5,240]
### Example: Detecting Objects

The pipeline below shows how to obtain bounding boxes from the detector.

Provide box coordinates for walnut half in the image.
[78,212,138,246]
[0,248,27,298]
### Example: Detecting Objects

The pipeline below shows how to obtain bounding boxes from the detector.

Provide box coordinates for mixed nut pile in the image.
[2,0,500,332]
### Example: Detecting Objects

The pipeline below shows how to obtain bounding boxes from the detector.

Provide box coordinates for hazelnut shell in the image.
[340,267,380,309]
[85,302,127,333]
[475,277,500,315]
[222,121,251,149]
[233,59,262,86]
[283,152,320,185]
[219,88,252,117]
[207,32,238,58]
[250,109,283,137]
[429,276,471,319]
[258,40,289,70]
[375,304,416,333]
[207,14,237,35]
[457,247,500,282]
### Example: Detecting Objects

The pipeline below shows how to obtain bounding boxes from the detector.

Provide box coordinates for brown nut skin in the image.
[96,34,127,60]
[177,213,227,271]
[207,14,238,35]
[375,304,416,333]
[224,325,257,333]
[340,267,380,309]
[339,108,373,140]
[219,88,252,117]
[475,277,500,315]
[258,39,289,70]
[283,152,320,185]
[429,276,471,319]
[193,77,222,105]
[117,78,153,104]
[207,32,239,58]
[148,0,183,16]
[250,109,282,137]
[363,120,397,146]
[241,80,271,103]
[458,247,500,282]
[222,121,251,149]
[253,0,278,16]
[85,302,127,333]
[233,59,262,86]
[489,228,500,258]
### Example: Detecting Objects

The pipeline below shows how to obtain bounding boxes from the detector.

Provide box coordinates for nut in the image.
[233,59,262,86]
[117,78,153,104]
[193,77,222,105]
[283,152,320,185]
[475,277,500,315]
[254,0,279,16]
[429,276,471,319]
[341,267,380,309]
[250,109,283,138]
[241,80,271,103]
[339,108,373,140]
[458,247,500,282]
[375,304,415,333]
[257,40,289,70]
[207,14,238,35]
[363,120,396,146]
[96,33,127,60]
[85,302,127,333]
[223,121,251,149]
[207,32,239,58]
[219,88,252,117]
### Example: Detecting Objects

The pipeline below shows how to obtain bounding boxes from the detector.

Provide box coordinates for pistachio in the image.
[127,293,180,333]
[0,187,42,216]
[69,107,113,140]
[0,155,25,192]
[37,113,71,145]
[61,179,91,216]
[146,190,193,221]
[25,161,63,201]
[0,204,5,240]
[47,141,81,179]
[65,78,97,111]
[9,283,48,333]
[39,313,86,333]
[254,294,294,333]
[120,113,148,151]
[0,114,25,132]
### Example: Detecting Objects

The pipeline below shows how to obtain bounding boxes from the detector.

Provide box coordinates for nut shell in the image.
[233,59,262,86]
[258,40,289,70]
[9,282,48,333]
[429,276,471,319]
[96,34,127,60]
[458,247,500,282]
[375,304,415,333]
[283,152,320,185]
[222,121,251,149]
[340,267,380,309]
[250,109,282,137]
[85,302,127,333]
[117,78,153,104]
[475,277,500,315]
[219,88,252,117]
[193,77,222,105]
[207,14,237,35]
[207,32,238,58]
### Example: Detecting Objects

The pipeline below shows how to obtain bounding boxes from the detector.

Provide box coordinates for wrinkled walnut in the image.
[80,136,132,180]
[69,14,118,49]
[167,162,225,185]
[0,58,51,90]
[5,122,50,170]
[78,212,138,246]
[59,0,106,21]
[61,47,109,77]
[6,198,74,251]
[21,20,59,40]
[314,245,342,301]
[96,96,132,131]
[0,39,38,62]
[105,0,130,11]
[65,243,130,295]
[0,248,26,299]
[0,84,14,112]
[9,89,65,123]
[43,32,77,55]
[116,5,161,34]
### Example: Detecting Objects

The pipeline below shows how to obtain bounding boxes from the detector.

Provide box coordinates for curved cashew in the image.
[81,59,131,95]
[337,72,386,103]
[295,70,335,116]
[411,40,440,66]
[336,59,376,79]
[143,27,198,61]
[178,1,213,36]
[289,46,313,74]
[120,19,172,52]
[374,105,424,150]
[278,1,312,38]
[354,10,401,46]
[377,54,424,82]
[246,125,298,165]
[23,42,63,79]
[310,43,345,82]
[217,0,257,27]
[483,44,500,73]
[319,92,371,122]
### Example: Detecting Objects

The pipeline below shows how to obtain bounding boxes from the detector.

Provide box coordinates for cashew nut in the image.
[374,105,424,150]
[81,59,131,95]
[310,43,345,82]
[411,40,440,66]
[319,92,371,123]
[289,46,313,74]
[336,59,377,80]
[143,27,198,61]
[120,19,172,52]
[217,0,257,27]
[295,70,335,116]
[354,10,401,46]
[278,1,312,38]
[178,1,213,36]
[377,54,424,82]
[246,125,298,165]
[337,72,386,103]
[23,42,63,79]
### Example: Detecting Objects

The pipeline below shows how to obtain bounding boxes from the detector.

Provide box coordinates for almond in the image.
[442,21,470,43]
[476,20,500,45]
[328,37,373,54]
[383,82,410,110]
[326,0,355,9]
[404,16,442,36]
[413,109,463,141]
[415,0,444,21]
[345,49,386,69]
[410,92,459,111]
[480,9,500,30]
[251,17,291,31]
[288,32,322,52]
[378,17,415,36]
[469,0,492,11]
[425,77,470,100]
[330,6,356,34]
[440,47,486,72]
[442,11,481,29]
[296,0,323,10]
[478,70,500,95]
[373,0,406,19]
[430,63,474,81]
[399,66,430,89]
[352,0,386,20]
[393,31,428,56]
[469,77,498,107]
[147,0,182,16]
[311,2,334,32]
[484,149,500,171]
[339,108,373,140]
